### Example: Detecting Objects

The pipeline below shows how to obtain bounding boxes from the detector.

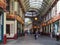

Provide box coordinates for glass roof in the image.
[29,0,43,9]
[25,0,54,17]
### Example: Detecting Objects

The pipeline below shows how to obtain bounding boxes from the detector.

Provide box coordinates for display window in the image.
[0,11,4,42]
[53,20,59,34]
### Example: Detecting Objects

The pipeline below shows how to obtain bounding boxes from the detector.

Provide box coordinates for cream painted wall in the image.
[14,2,18,13]
[20,8,23,18]
[57,0,60,14]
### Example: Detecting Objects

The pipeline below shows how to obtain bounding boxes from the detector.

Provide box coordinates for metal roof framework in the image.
[25,0,53,17]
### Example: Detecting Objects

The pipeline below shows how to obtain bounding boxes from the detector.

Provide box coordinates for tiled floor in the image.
[1,35,60,45]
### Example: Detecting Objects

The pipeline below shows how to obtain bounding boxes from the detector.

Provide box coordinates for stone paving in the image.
[1,35,60,45]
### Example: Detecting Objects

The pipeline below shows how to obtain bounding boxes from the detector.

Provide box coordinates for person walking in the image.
[50,27,55,39]
[34,30,39,40]
[52,30,55,38]
[56,32,60,41]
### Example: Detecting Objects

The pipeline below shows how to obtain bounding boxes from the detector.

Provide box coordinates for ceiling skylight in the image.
[29,0,43,9]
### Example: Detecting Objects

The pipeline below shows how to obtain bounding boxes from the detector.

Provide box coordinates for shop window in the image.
[6,24,10,35]
[57,0,60,14]
[53,21,59,34]
[48,25,51,33]
[46,26,49,33]
[6,0,10,11]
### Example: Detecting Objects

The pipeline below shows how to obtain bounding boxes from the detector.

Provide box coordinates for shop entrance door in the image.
[6,24,10,35]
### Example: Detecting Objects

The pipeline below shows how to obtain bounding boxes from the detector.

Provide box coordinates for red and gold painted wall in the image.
[6,13,24,24]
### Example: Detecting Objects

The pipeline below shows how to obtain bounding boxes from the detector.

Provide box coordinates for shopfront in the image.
[53,20,59,34]
[6,20,17,39]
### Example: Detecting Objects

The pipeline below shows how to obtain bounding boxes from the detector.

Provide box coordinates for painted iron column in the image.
[3,12,6,44]
[14,20,17,39]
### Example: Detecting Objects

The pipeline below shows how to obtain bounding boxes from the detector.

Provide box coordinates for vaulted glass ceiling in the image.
[25,0,55,17]
[29,0,43,9]
[25,0,43,17]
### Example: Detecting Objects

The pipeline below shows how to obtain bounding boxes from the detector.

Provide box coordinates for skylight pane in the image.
[29,0,43,9]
